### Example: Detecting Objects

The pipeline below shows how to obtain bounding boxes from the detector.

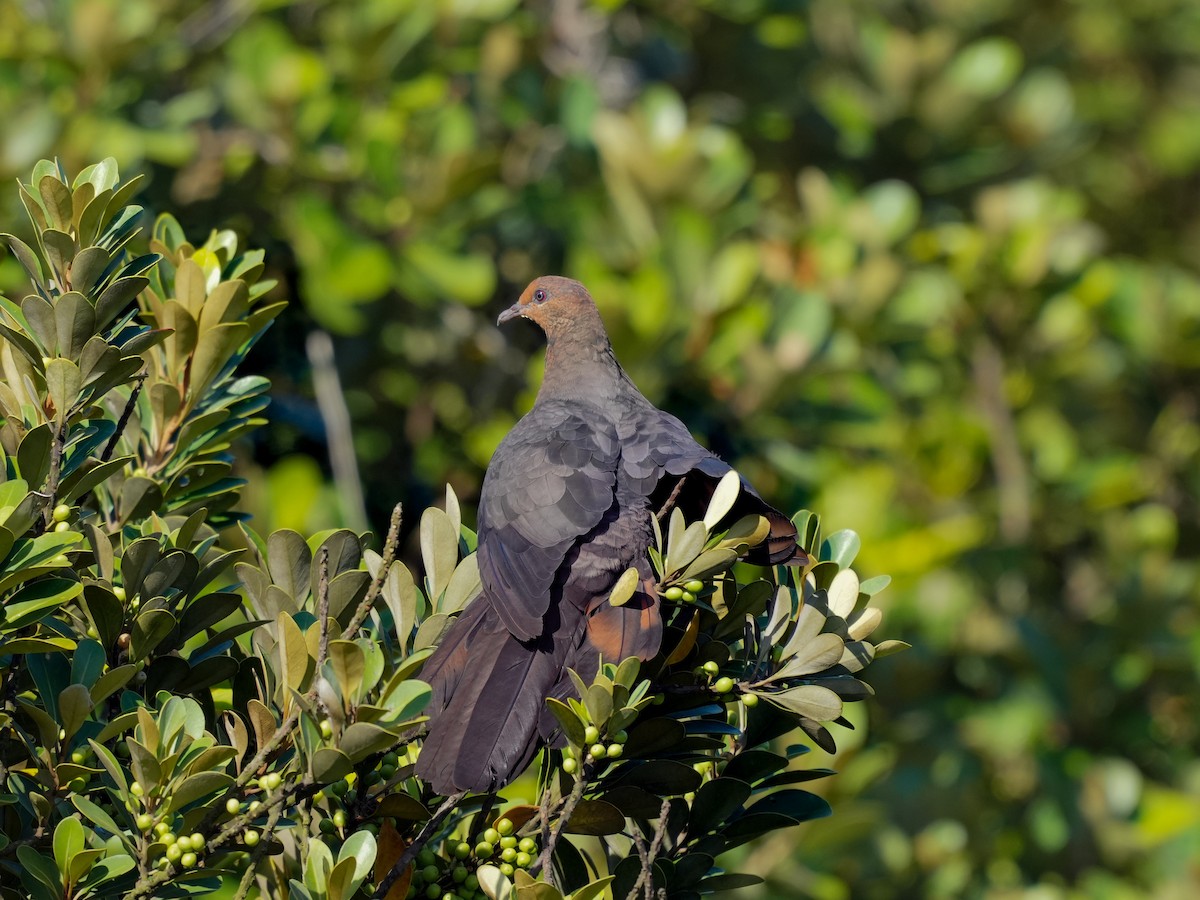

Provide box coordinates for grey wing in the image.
[620,406,803,566]
[477,402,621,640]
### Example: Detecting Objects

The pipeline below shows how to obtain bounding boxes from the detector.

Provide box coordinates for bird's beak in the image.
[496,302,524,326]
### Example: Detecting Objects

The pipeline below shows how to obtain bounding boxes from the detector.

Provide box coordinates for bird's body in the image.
[416,277,802,795]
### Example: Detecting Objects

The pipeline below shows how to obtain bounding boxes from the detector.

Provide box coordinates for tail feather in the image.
[417,594,590,794]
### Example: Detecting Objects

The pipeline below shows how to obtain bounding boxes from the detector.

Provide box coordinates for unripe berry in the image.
[69,777,86,792]
[583,726,599,744]
[454,842,471,860]
[501,847,517,863]
[713,677,734,694]
[515,852,532,868]
[606,744,623,759]
[320,719,333,739]
[422,865,439,882]
[590,743,606,760]
[702,661,720,675]
[243,830,260,847]
[54,520,71,533]
[496,818,514,836]
[113,586,126,601]
[452,865,469,882]
[483,828,500,845]
[474,841,493,859]
[226,798,241,815]
[518,838,537,854]
[426,885,442,899]
[682,591,696,603]
[52,504,71,523]
[166,843,182,862]
[189,833,204,850]
[332,810,347,829]
[418,849,436,868]
[130,781,144,797]
[613,730,628,743]
[664,587,683,601]
[263,772,282,791]
[154,822,170,836]
[248,801,262,814]
[180,851,197,869]
[176,834,193,851]
[742,693,759,707]
[136,813,153,832]
[684,580,705,594]
[465,875,479,891]
[499,836,517,850]
[499,863,514,878]
[562,758,578,774]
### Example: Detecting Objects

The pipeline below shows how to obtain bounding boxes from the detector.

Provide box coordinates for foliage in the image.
[2,2,1199,898]
[0,162,893,899]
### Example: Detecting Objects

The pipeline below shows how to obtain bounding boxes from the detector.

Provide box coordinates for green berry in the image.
[454,843,471,860]
[54,520,71,533]
[452,865,469,883]
[483,828,500,845]
[166,843,182,862]
[136,813,154,832]
[515,851,532,868]
[417,849,436,867]
[426,885,442,899]
[113,586,126,601]
[53,504,71,522]
[499,863,514,877]
[613,730,628,743]
[244,830,260,847]
[742,693,758,707]
[319,719,333,739]
[263,772,282,791]
[606,744,623,759]
[177,834,193,852]
[130,781,144,797]
[590,743,606,760]
[226,798,241,815]
[684,579,705,594]
[474,841,493,859]
[189,833,204,850]
[50,554,70,567]
[713,677,734,694]
[333,810,347,829]
[162,832,177,847]
[320,818,336,834]
[702,661,720,675]
[154,822,170,836]
[181,851,197,869]
[69,777,87,792]
[562,758,578,774]
[583,725,599,744]
[249,801,262,814]
[518,837,537,853]
[501,847,517,863]
[422,865,439,882]
[682,591,696,603]
[499,835,517,850]
[496,818,514,836]
[465,875,479,891]
[664,587,683,601]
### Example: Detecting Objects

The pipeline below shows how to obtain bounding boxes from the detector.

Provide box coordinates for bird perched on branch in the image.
[416,276,804,794]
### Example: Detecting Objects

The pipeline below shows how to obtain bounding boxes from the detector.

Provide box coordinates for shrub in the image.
[0,160,898,900]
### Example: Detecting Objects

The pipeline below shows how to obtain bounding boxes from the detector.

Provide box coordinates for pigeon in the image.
[416,276,804,794]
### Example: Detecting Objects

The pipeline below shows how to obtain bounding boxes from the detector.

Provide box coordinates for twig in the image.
[101,375,145,462]
[655,476,686,522]
[342,503,403,639]
[539,779,555,890]
[373,792,465,899]
[531,762,592,877]
[41,424,66,527]
[307,331,369,534]
[626,798,672,900]
[233,800,284,900]
[315,546,331,668]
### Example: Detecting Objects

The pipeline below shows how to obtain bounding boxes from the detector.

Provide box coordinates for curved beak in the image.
[496,302,524,326]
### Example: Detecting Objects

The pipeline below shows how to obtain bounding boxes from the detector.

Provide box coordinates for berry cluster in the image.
[408,818,539,899]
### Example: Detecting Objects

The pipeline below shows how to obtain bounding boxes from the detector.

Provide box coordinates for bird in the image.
[415,276,805,795]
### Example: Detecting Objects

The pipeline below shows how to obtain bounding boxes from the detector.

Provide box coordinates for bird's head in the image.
[497,276,604,343]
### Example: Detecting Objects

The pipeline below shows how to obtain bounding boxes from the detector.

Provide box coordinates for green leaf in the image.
[340,722,397,762]
[327,640,366,705]
[130,608,176,660]
[688,777,752,835]
[421,506,459,605]
[2,577,82,630]
[607,567,639,607]
[765,685,843,722]
[566,877,615,900]
[39,174,73,232]
[312,748,354,784]
[564,799,625,835]
[703,470,741,530]
[53,816,85,880]
[819,530,860,568]
[17,423,53,489]
[58,683,93,740]
[167,771,234,813]
[546,698,587,746]
[335,831,377,898]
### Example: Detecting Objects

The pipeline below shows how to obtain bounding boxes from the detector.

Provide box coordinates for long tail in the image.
[416,594,586,794]
[418,582,663,794]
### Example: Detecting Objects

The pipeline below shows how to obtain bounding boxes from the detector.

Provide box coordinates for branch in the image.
[307,331,369,534]
[101,375,145,462]
[342,502,403,639]
[315,545,331,669]
[627,798,672,900]
[233,801,284,900]
[655,476,686,522]
[372,792,465,899]
[530,762,592,878]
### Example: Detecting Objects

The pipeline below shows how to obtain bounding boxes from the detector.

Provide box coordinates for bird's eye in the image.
[533,289,547,303]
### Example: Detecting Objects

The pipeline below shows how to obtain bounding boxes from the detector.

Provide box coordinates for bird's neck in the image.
[537,331,632,404]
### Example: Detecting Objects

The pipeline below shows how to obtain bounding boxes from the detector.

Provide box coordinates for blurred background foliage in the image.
[1,0,1199,897]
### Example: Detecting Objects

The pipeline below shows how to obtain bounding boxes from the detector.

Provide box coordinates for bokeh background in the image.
[2,0,1199,897]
